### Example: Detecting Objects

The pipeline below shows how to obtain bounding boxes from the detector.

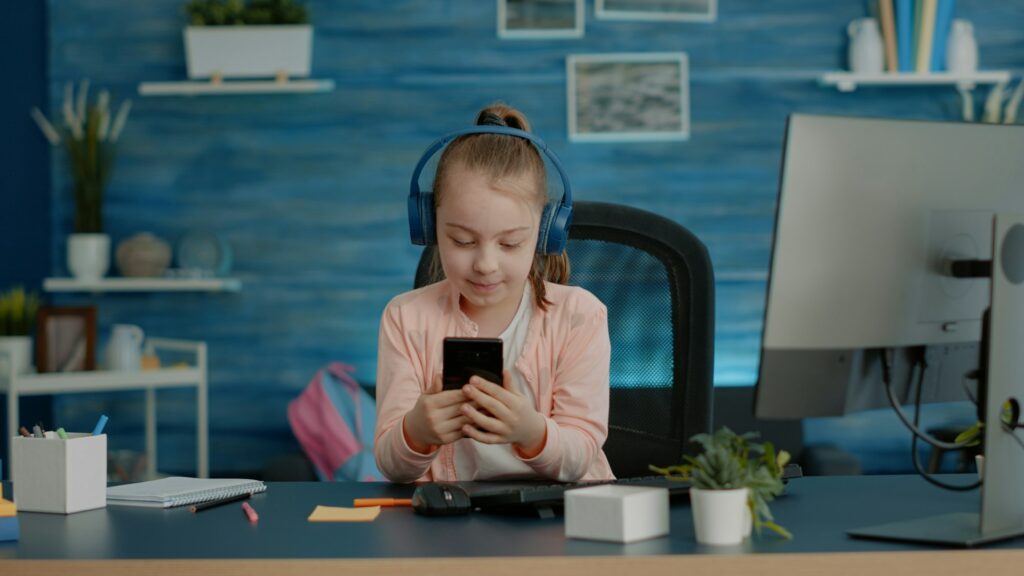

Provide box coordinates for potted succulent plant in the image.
[0,287,42,375]
[651,427,792,545]
[183,0,313,81]
[31,80,132,281]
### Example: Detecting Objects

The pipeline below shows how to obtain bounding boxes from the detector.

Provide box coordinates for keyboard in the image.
[464,463,803,511]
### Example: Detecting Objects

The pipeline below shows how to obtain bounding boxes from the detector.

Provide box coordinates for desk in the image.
[0,475,1021,575]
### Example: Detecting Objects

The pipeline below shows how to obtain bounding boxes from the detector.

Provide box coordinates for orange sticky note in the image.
[307,505,380,522]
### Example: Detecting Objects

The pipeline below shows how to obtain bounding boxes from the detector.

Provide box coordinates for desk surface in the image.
[1,475,1022,575]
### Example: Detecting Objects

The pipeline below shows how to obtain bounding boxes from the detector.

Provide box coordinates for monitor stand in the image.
[849,213,1024,548]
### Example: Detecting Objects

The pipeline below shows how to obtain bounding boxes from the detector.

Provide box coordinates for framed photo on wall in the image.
[498,0,584,39]
[36,306,97,373]
[567,52,690,142]
[595,0,717,22]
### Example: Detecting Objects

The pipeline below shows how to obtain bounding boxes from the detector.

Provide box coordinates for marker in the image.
[18,426,32,438]
[353,498,412,508]
[56,427,69,440]
[241,501,259,524]
[92,414,109,436]
[190,492,251,513]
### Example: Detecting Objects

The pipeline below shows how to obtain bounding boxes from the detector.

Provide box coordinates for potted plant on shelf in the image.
[651,427,792,545]
[0,287,41,376]
[183,0,313,82]
[31,80,132,281]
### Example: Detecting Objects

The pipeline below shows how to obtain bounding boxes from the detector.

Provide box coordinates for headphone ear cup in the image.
[419,191,436,246]
[536,201,572,255]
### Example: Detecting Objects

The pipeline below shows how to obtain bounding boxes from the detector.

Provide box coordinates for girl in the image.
[375,103,613,483]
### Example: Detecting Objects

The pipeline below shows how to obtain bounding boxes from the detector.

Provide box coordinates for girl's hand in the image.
[403,373,470,454]
[460,370,547,457]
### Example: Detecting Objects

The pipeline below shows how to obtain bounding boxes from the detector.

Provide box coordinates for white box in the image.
[565,485,669,543]
[12,433,107,514]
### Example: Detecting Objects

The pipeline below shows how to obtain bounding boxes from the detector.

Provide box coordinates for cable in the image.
[908,353,981,491]
[880,348,977,452]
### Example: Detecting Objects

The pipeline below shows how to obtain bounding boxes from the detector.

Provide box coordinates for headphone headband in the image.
[408,125,574,254]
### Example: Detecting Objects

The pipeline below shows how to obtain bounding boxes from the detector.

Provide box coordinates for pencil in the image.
[191,492,252,513]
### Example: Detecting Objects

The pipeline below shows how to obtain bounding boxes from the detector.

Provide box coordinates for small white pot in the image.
[0,335,33,376]
[68,233,111,281]
[690,487,750,546]
[184,25,313,80]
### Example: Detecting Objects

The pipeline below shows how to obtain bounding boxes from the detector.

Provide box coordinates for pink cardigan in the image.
[374,279,614,483]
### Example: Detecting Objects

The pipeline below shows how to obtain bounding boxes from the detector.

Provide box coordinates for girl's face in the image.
[435,164,540,323]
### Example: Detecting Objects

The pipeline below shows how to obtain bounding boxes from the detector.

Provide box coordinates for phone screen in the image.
[442,337,503,391]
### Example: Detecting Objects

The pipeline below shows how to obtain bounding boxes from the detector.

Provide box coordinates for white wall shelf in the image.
[44,277,242,293]
[820,70,1012,92]
[1,338,208,480]
[138,78,335,96]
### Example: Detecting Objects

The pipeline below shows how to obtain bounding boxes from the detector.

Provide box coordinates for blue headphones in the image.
[408,125,574,255]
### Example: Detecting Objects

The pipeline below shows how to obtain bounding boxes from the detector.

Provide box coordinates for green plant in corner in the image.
[184,0,309,26]
[651,427,793,539]
[30,80,132,234]
[0,287,41,337]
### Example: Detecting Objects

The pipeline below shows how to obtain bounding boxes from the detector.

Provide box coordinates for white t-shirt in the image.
[453,285,538,480]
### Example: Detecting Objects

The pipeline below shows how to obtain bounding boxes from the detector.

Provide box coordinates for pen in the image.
[19,426,31,438]
[241,501,259,524]
[190,492,251,513]
[353,498,413,508]
[56,427,69,440]
[92,414,109,436]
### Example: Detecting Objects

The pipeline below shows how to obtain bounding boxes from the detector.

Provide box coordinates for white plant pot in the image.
[690,487,750,546]
[0,335,33,376]
[68,233,111,281]
[184,25,313,80]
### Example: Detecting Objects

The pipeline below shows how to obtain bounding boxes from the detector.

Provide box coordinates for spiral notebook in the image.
[107,476,266,508]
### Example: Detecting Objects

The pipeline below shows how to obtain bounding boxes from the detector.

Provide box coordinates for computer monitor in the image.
[756,114,1024,419]
[755,113,1024,546]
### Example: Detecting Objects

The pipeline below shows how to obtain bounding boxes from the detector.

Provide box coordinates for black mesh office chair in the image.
[415,201,715,478]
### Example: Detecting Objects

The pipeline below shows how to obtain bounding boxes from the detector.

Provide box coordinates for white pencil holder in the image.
[12,433,107,514]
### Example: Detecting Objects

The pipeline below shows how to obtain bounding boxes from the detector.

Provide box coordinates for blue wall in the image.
[38,1,1024,474]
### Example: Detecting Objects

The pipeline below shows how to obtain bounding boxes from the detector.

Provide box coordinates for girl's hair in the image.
[427,103,570,310]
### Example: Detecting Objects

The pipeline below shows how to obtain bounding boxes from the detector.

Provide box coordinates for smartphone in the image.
[442,337,503,391]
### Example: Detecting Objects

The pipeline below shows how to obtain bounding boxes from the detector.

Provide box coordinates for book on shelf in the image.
[895,0,914,72]
[106,476,266,508]
[915,0,937,73]
[878,0,898,72]
[931,0,956,71]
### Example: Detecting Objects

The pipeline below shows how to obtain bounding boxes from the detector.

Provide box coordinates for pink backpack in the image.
[287,362,384,481]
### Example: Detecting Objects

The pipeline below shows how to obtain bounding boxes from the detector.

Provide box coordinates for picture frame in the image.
[498,0,584,39]
[567,52,690,142]
[595,0,716,22]
[36,306,97,373]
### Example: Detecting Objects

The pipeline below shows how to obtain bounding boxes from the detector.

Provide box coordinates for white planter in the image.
[0,335,33,376]
[184,25,313,80]
[690,487,750,545]
[68,233,111,281]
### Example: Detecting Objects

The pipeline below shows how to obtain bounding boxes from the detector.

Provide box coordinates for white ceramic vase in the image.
[68,233,111,281]
[946,19,978,74]
[847,17,885,74]
[690,487,750,546]
[0,335,33,376]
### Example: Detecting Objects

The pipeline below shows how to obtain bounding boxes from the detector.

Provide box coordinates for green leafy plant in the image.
[955,400,1018,447]
[0,287,42,337]
[651,427,792,539]
[184,0,309,26]
[30,81,132,234]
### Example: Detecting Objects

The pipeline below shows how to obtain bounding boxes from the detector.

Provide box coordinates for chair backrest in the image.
[413,201,715,477]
